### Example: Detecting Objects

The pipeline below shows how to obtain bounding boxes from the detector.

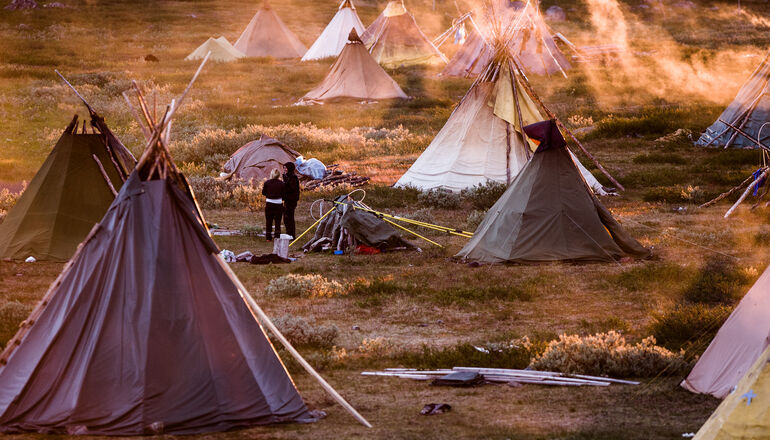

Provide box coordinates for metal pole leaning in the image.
[214,257,373,428]
[332,201,473,237]
[289,206,336,247]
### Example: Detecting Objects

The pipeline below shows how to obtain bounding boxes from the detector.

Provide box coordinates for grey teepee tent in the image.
[299,29,408,103]
[696,51,770,148]
[0,112,135,262]
[0,78,320,434]
[234,1,307,58]
[456,120,650,264]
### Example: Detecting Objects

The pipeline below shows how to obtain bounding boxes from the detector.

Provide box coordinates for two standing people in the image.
[261,162,300,241]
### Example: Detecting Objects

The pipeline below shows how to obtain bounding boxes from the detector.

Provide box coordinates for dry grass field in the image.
[3,0,770,438]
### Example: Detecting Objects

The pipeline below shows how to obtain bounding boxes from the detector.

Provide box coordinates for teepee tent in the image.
[302,0,365,61]
[300,30,408,103]
[681,264,770,398]
[234,1,307,59]
[456,120,650,264]
[222,135,300,181]
[360,0,446,67]
[186,36,244,62]
[691,345,770,440]
[0,111,134,262]
[0,65,370,434]
[696,52,770,148]
[396,43,607,194]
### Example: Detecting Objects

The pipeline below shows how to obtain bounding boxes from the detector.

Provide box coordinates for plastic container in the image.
[333,250,344,255]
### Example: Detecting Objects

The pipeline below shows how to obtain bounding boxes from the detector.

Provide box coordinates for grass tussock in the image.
[0,186,24,224]
[681,255,753,305]
[647,304,732,355]
[417,188,462,209]
[642,185,707,204]
[460,180,508,211]
[265,274,346,299]
[530,331,690,377]
[270,314,339,349]
[397,337,545,370]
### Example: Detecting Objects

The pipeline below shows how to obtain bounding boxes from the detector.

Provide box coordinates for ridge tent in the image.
[0,113,135,262]
[696,51,770,148]
[222,135,300,182]
[440,2,570,78]
[360,0,446,67]
[186,36,245,62]
[302,0,366,61]
[234,1,307,59]
[681,264,770,398]
[455,120,650,264]
[299,29,408,103]
[691,345,770,440]
[396,44,605,194]
[0,87,318,435]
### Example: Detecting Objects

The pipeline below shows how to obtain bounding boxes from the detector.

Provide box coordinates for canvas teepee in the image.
[696,52,770,148]
[186,36,244,62]
[0,111,135,262]
[0,65,370,434]
[360,0,446,67]
[440,2,570,78]
[222,135,300,182]
[300,29,408,103]
[234,1,307,59]
[302,0,366,61]
[456,120,650,264]
[691,345,770,439]
[681,264,770,399]
[396,43,605,194]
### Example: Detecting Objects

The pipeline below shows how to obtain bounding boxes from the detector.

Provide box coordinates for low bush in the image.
[398,337,545,370]
[189,176,263,211]
[642,185,706,204]
[0,185,25,224]
[611,261,686,291]
[590,108,688,139]
[0,302,32,348]
[265,274,346,299]
[417,189,462,209]
[530,331,690,377]
[358,337,394,357]
[270,314,339,349]
[465,210,486,231]
[647,304,732,354]
[460,180,508,211]
[700,149,763,168]
[681,255,751,305]
[363,185,420,209]
[347,277,407,308]
[632,153,687,165]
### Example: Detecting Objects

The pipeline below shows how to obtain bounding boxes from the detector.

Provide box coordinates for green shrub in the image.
[398,337,545,370]
[530,331,690,377]
[0,302,33,348]
[642,185,706,204]
[681,255,751,305]
[647,304,732,354]
[417,189,462,209]
[465,210,486,231]
[700,149,763,168]
[460,180,508,211]
[270,314,339,349]
[591,108,688,139]
[363,185,420,209]
[632,153,687,165]
[612,262,685,291]
[189,176,263,211]
[265,274,346,298]
[0,185,25,224]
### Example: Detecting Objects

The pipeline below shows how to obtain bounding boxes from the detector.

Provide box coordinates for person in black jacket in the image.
[282,161,300,239]
[262,168,285,241]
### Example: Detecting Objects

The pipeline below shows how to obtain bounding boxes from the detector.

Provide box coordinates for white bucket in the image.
[273,234,291,258]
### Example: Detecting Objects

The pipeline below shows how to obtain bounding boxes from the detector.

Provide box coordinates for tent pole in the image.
[699,173,755,208]
[290,206,336,247]
[508,60,531,160]
[213,257,373,428]
[91,155,118,197]
[380,217,443,247]
[725,168,768,218]
[509,58,625,191]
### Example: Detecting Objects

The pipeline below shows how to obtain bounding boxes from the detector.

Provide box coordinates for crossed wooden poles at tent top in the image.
[3,54,372,429]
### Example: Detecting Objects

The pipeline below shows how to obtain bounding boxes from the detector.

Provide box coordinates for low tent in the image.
[186,36,244,62]
[691,345,770,440]
[455,120,650,264]
[360,0,446,67]
[0,113,135,262]
[234,1,307,59]
[396,43,606,194]
[299,29,408,103]
[0,91,320,435]
[440,2,570,78]
[696,52,770,148]
[302,0,366,61]
[222,135,300,182]
[681,264,770,398]
[304,196,415,253]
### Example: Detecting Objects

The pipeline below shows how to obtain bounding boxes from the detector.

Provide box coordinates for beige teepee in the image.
[186,37,244,62]
[234,1,307,59]
[302,0,366,61]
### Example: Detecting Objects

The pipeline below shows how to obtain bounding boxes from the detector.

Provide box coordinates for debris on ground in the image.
[420,403,451,415]
[302,165,370,190]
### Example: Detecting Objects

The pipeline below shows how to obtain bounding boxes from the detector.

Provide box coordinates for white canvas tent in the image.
[186,37,244,62]
[682,264,770,398]
[299,30,408,103]
[302,0,365,61]
[396,45,606,194]
[234,1,307,59]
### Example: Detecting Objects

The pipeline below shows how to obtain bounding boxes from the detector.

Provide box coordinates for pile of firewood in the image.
[302,165,370,190]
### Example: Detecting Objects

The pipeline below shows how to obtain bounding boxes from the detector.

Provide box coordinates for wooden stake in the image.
[725,168,768,218]
[213,257,373,428]
[92,154,118,197]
